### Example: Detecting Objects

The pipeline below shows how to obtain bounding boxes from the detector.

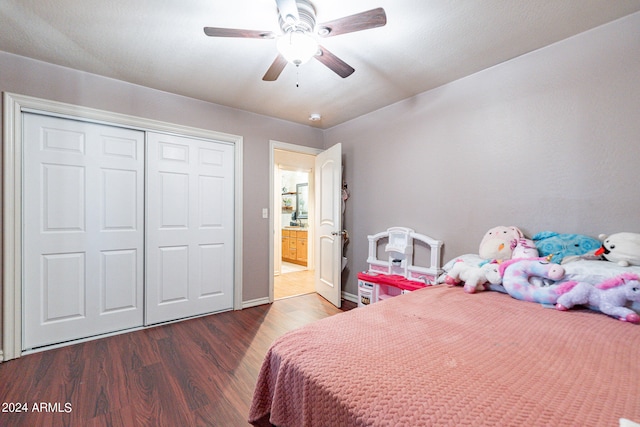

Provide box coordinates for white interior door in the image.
[314,143,342,307]
[23,113,145,349]
[145,133,234,325]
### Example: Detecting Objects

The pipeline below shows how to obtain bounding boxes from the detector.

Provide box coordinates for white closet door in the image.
[23,113,145,349]
[145,133,234,325]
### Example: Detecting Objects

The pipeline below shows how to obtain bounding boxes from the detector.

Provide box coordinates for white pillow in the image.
[561,260,640,285]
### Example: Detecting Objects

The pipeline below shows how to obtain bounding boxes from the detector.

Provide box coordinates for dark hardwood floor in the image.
[0,294,356,427]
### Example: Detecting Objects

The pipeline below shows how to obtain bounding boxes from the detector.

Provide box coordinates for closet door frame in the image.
[1,92,244,362]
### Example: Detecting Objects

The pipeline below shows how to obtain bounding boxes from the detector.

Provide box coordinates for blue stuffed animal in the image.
[532,231,601,264]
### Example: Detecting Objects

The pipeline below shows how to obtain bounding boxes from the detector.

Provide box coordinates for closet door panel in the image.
[43,164,85,231]
[101,249,139,312]
[146,133,234,325]
[23,113,145,349]
[102,169,138,229]
[200,244,225,296]
[42,253,86,321]
[158,246,190,303]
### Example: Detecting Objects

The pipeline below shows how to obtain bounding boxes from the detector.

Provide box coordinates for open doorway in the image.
[273,150,316,299]
[269,141,344,307]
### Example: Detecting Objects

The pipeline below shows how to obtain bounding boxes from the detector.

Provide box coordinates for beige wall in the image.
[0,52,324,302]
[326,12,640,295]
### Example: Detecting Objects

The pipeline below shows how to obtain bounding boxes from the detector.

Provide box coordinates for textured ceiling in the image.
[1,0,639,128]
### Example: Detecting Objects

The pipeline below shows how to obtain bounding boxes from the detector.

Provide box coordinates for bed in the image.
[249,281,640,426]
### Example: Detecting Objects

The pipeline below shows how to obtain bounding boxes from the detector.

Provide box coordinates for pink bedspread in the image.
[249,285,640,426]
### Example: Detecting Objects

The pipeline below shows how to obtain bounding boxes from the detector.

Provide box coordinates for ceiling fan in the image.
[203,0,387,81]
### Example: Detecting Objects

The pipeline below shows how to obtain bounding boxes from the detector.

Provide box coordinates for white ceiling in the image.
[2,0,639,129]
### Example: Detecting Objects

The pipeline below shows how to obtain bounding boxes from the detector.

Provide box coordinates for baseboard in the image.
[342,291,358,304]
[242,293,356,309]
[242,297,271,309]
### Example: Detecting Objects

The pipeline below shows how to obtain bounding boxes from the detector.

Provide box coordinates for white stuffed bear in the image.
[596,232,640,266]
[444,260,502,293]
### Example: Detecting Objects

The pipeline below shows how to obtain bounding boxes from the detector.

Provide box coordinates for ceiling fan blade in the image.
[275,0,300,25]
[317,7,387,37]
[314,46,355,78]
[263,54,288,81]
[204,27,275,39]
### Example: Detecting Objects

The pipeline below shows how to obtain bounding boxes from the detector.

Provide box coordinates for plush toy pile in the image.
[441,226,640,323]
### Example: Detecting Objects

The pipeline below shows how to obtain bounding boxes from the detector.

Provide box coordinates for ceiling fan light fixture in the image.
[276,30,319,66]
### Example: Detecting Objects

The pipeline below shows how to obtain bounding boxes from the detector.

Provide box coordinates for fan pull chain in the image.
[296,66,300,88]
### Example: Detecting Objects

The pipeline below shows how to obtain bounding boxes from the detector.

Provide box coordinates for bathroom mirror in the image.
[296,183,308,219]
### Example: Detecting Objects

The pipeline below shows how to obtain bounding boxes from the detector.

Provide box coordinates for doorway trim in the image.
[2,92,244,362]
[269,141,322,303]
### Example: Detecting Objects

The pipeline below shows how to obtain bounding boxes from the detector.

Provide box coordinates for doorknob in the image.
[331,230,348,238]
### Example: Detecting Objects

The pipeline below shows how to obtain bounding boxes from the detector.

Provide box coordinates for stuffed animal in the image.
[532,231,601,264]
[444,260,501,293]
[479,226,524,261]
[498,258,566,304]
[555,273,640,323]
[511,237,539,258]
[595,232,640,267]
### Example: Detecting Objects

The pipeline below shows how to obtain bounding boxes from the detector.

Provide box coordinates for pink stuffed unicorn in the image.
[555,273,640,323]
